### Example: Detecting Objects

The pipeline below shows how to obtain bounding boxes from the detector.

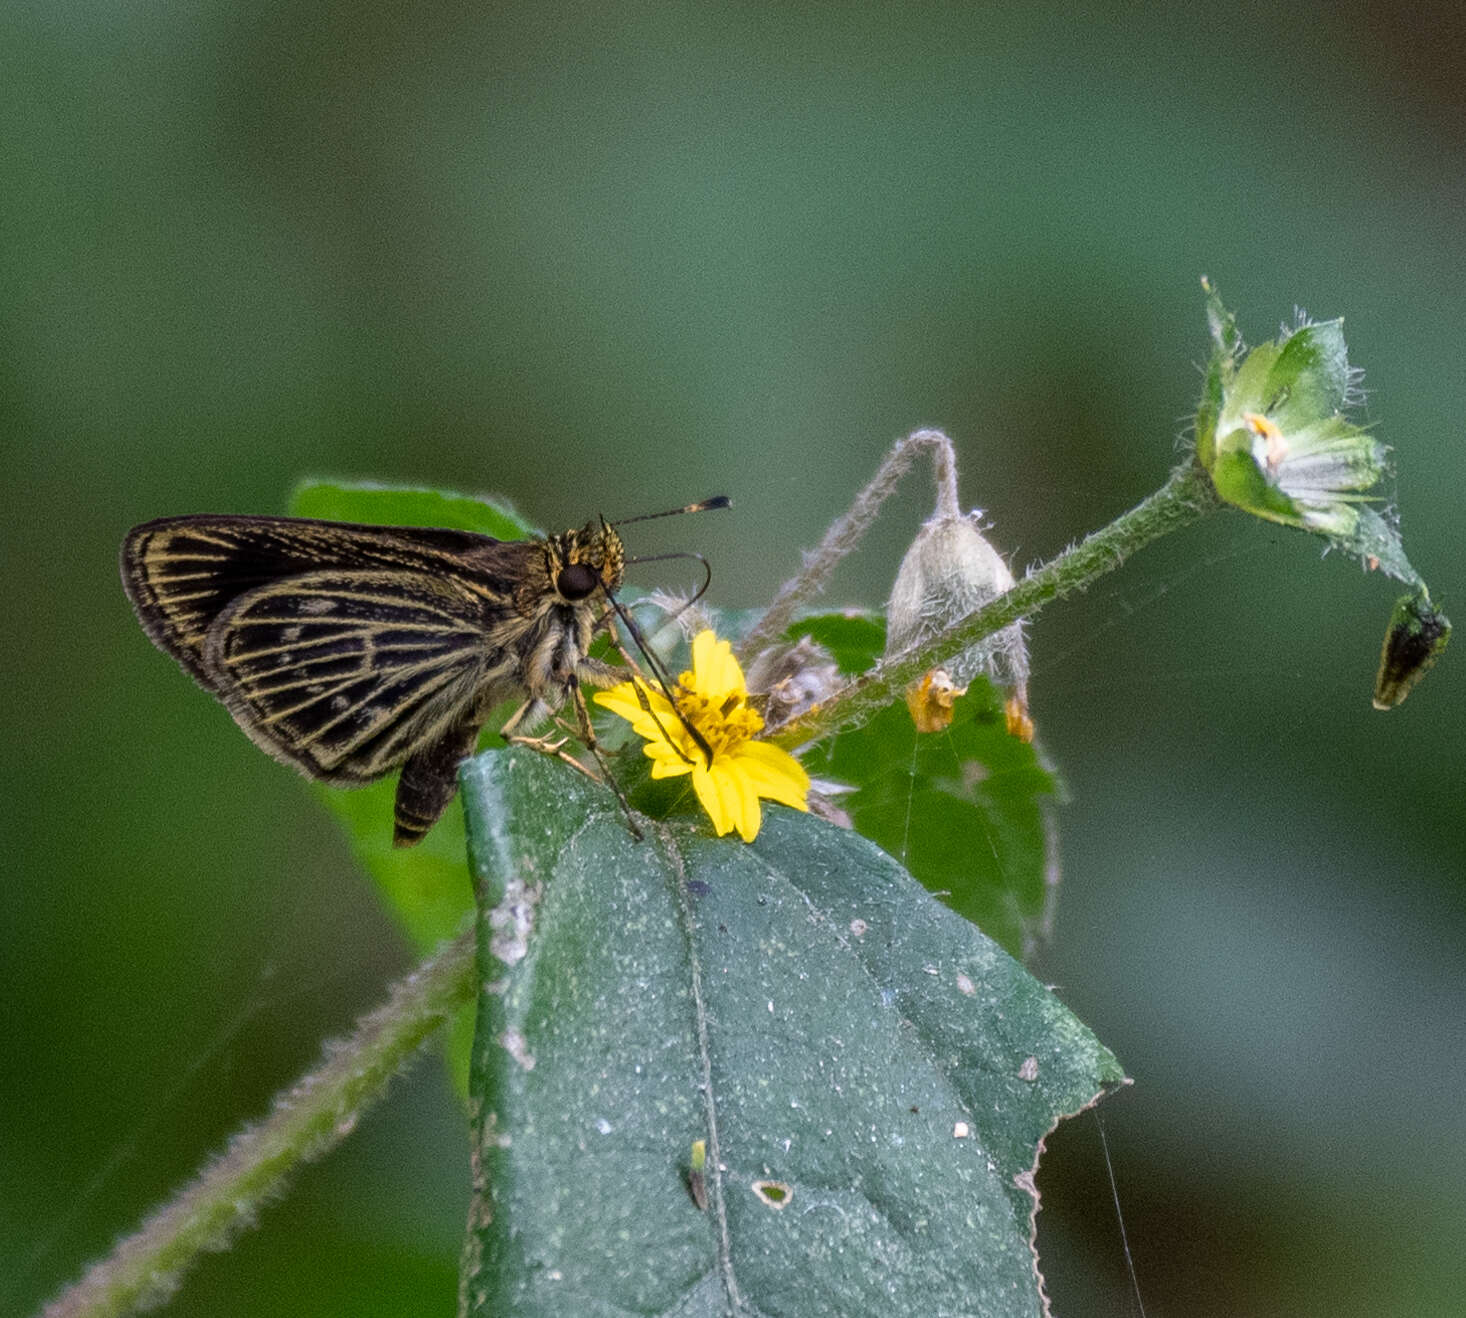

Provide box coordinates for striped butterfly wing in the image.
[203,568,504,783]
[122,516,540,784]
[120,515,523,685]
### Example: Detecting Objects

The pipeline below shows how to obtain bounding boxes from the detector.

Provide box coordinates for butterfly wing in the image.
[205,568,512,782]
[120,514,522,684]
[121,516,541,784]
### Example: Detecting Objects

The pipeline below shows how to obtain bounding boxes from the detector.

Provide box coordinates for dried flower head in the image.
[885,512,1030,735]
[745,634,842,728]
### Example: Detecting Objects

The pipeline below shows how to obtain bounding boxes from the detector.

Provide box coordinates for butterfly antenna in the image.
[597,496,729,763]
[625,551,713,608]
[612,495,731,527]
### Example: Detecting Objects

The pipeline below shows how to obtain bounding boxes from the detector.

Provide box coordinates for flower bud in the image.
[885,512,1030,735]
[745,634,841,727]
[1197,282,1448,707]
[1373,588,1451,710]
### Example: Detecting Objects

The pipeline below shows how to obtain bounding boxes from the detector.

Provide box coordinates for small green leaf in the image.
[1196,275,1242,466]
[784,610,886,676]
[1266,318,1350,427]
[783,613,1060,959]
[286,479,539,1093]
[1208,445,1303,525]
[461,749,1121,1318]
[289,478,535,538]
[1334,506,1419,583]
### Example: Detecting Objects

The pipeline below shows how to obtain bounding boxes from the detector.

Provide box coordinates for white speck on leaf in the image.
[500,1030,535,1071]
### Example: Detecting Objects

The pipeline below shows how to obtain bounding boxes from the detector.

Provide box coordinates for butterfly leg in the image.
[574,654,624,687]
[500,698,604,786]
[499,697,568,755]
[498,696,550,740]
[499,693,643,841]
[565,684,643,841]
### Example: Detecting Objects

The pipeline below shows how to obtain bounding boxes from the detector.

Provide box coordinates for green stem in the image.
[769,458,1219,747]
[42,928,476,1318]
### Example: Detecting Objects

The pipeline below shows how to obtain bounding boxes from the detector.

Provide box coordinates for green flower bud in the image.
[1373,588,1451,710]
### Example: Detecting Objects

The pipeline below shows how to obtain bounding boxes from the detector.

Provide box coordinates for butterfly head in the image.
[547,519,626,602]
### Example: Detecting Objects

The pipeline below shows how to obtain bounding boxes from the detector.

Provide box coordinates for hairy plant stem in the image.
[767,458,1219,748]
[738,428,962,660]
[42,928,476,1318]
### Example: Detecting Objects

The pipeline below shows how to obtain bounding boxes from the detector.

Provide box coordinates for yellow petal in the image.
[689,630,719,682]
[707,763,757,842]
[691,763,733,836]
[595,682,676,742]
[594,680,639,711]
[647,746,694,778]
[732,768,763,842]
[594,683,647,721]
[737,738,811,788]
[691,630,745,701]
[732,741,811,811]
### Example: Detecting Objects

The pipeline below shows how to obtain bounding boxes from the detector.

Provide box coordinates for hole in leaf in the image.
[752,1180,792,1208]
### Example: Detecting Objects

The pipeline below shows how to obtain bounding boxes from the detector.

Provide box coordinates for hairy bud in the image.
[885,513,1030,736]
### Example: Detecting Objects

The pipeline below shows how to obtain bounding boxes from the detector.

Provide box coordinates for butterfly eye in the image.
[556,562,600,600]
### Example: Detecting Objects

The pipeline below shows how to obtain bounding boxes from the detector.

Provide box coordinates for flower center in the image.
[672,682,764,758]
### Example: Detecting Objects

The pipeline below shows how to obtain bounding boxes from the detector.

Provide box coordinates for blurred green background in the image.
[5,2,1463,1315]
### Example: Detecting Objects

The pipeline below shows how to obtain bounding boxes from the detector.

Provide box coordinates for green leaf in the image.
[461,748,1121,1318]
[785,610,886,675]
[286,479,540,1093]
[289,478,536,538]
[784,613,1061,959]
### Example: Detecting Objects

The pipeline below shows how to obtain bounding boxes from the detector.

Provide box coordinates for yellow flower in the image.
[595,630,810,842]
